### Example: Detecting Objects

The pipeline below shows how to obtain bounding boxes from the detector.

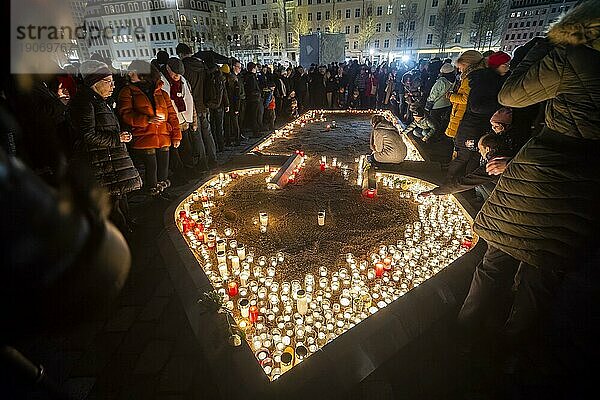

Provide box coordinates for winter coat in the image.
[226,73,241,114]
[474,7,600,269]
[432,162,499,195]
[455,68,505,149]
[160,74,195,126]
[446,67,482,138]
[370,121,407,164]
[355,73,368,91]
[181,56,208,113]
[427,76,453,110]
[403,117,438,141]
[69,85,141,196]
[117,81,182,150]
[244,72,261,103]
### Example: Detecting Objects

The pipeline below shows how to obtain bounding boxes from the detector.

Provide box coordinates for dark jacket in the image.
[455,68,505,149]
[182,56,208,113]
[70,86,141,196]
[474,6,600,269]
[226,73,241,113]
[432,162,499,195]
[244,72,261,103]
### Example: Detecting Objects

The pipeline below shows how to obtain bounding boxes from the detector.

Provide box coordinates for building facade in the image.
[275,0,509,65]
[83,0,228,68]
[500,0,576,53]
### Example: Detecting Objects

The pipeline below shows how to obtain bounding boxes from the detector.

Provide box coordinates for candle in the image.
[318,211,325,226]
[216,239,226,253]
[258,212,269,226]
[249,305,259,323]
[320,162,326,172]
[236,243,246,260]
[240,271,249,286]
[218,263,228,279]
[297,290,308,315]
[228,281,239,297]
[375,262,384,278]
[365,188,377,199]
[239,298,250,317]
[231,256,240,271]
[217,250,227,266]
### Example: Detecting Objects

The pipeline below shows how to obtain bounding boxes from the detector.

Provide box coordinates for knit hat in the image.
[490,107,513,126]
[440,63,455,74]
[80,60,112,87]
[487,51,512,69]
[457,50,484,66]
[167,57,185,75]
[220,64,230,74]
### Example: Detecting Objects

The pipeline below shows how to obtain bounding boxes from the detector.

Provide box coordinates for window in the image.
[287,32,293,44]
[407,38,413,47]
[396,38,402,47]
[462,0,468,3]
[355,9,360,18]
[317,12,322,20]
[505,34,509,40]
[241,0,246,4]
[354,25,359,33]
[432,0,438,6]
[551,7,556,13]
[345,41,349,49]
[374,39,380,48]
[325,11,330,20]
[251,0,256,4]
[426,33,433,44]
[297,0,301,4]
[377,6,383,15]
[526,21,530,27]
[540,20,544,26]
[385,22,391,32]
[429,15,436,26]
[337,10,341,19]
[346,9,350,18]
[263,14,268,25]
[454,32,461,43]
[511,33,515,39]
[446,0,453,4]
[345,25,350,34]
[517,33,521,39]
[383,39,389,48]
[353,40,358,49]
[508,22,512,28]
[297,14,302,21]
[231,0,236,6]
[530,32,534,38]
[409,21,415,30]
[253,34,259,45]
[308,13,312,22]
[458,13,465,24]
[387,5,393,15]
[264,34,269,44]
[520,22,524,27]
[533,21,537,26]
[376,23,381,32]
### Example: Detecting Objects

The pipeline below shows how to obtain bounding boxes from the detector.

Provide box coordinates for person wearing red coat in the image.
[118,60,181,196]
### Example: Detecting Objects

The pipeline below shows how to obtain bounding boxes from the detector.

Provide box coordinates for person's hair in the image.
[129,60,161,84]
[478,133,511,156]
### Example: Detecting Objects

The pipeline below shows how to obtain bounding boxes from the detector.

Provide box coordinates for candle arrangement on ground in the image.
[175,111,473,381]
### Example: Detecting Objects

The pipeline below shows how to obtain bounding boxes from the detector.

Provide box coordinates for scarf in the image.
[168,76,186,112]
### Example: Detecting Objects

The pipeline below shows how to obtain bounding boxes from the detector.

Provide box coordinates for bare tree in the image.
[471,0,508,51]
[358,15,377,50]
[433,3,461,54]
[394,1,420,55]
[291,16,311,48]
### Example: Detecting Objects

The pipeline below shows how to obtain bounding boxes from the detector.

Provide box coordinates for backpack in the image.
[204,67,224,109]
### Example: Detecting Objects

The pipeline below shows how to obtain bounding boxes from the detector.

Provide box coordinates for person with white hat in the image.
[426,62,457,138]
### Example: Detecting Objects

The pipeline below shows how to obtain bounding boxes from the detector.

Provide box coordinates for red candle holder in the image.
[461,238,474,249]
[320,163,326,171]
[228,281,239,297]
[182,220,191,233]
[375,262,384,278]
[179,210,187,219]
[249,305,259,323]
[288,174,296,184]
[363,188,377,199]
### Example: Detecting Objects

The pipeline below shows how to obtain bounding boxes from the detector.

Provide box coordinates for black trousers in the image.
[224,111,240,146]
[209,108,225,152]
[430,106,451,136]
[137,147,169,189]
[458,245,562,343]
[109,193,131,233]
[198,111,217,167]
[245,101,261,136]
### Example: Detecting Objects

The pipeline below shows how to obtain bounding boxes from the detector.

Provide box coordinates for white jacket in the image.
[160,74,194,125]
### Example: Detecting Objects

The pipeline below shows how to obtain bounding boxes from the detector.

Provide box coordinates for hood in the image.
[547,0,600,48]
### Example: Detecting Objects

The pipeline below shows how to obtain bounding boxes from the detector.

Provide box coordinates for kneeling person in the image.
[369,115,407,164]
